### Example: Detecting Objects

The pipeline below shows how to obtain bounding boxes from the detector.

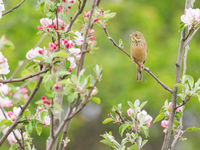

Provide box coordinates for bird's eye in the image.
[135,33,138,37]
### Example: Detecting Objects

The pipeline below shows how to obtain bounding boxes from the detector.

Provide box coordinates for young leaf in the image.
[119,123,130,136]
[185,127,200,132]
[36,123,43,136]
[54,51,68,58]
[153,113,165,123]
[91,97,101,104]
[102,118,113,124]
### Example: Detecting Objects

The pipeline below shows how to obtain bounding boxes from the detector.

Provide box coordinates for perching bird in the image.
[130,31,147,81]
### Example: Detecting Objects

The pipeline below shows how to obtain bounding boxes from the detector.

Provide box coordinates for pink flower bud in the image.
[91,88,98,95]
[61,26,65,30]
[37,25,43,31]
[89,29,95,35]
[94,18,99,23]
[84,11,91,18]
[70,0,75,3]
[163,129,167,134]
[41,96,46,100]
[108,113,112,117]
[90,36,95,40]
[127,108,133,116]
[146,123,151,128]
[20,88,28,94]
[54,84,61,90]
[161,120,169,128]
[68,6,72,9]
[43,99,51,105]
[58,7,63,12]
[168,102,172,109]
[62,0,66,2]
[38,49,44,54]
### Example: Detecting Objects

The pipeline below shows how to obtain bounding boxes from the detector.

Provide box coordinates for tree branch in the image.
[184,27,200,48]
[0,67,50,84]
[65,0,87,33]
[0,77,43,145]
[2,0,25,16]
[76,0,98,76]
[102,24,173,93]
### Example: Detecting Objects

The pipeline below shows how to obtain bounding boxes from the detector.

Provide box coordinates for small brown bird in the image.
[130,31,147,81]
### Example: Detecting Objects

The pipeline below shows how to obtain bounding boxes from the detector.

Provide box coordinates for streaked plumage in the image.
[130,31,147,81]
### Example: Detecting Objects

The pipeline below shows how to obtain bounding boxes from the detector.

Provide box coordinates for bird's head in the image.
[130,31,144,42]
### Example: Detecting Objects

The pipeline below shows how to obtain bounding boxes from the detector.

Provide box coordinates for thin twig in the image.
[0,67,50,84]
[0,77,43,145]
[9,33,47,79]
[2,0,25,16]
[47,76,100,150]
[65,0,87,33]
[102,25,173,93]
[175,95,192,109]
[184,27,200,48]
[0,106,24,149]
[76,0,97,76]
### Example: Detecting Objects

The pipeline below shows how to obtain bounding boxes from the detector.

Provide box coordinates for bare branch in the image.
[65,0,87,33]
[0,77,43,145]
[102,25,173,93]
[76,0,98,76]
[0,67,50,84]
[2,0,25,16]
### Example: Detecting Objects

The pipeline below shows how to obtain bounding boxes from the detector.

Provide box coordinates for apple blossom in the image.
[0,97,13,108]
[7,129,21,146]
[74,31,84,45]
[0,52,10,75]
[67,57,76,69]
[43,115,50,126]
[49,42,57,52]
[26,47,47,61]
[40,18,52,28]
[0,0,5,19]
[58,6,63,12]
[181,8,200,27]
[53,18,65,27]
[84,11,91,18]
[90,36,95,40]
[20,88,28,94]
[161,120,169,128]
[8,107,20,122]
[37,25,43,30]
[137,110,152,127]
[127,108,133,116]
[89,29,95,35]
[0,83,9,96]
[69,48,81,56]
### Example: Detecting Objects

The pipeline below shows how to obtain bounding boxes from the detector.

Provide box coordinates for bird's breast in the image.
[131,42,147,64]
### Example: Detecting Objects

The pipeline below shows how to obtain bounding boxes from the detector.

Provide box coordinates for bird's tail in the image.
[137,66,142,81]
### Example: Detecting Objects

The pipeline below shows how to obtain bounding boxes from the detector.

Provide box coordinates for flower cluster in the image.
[0,0,5,19]
[35,106,50,126]
[154,101,183,134]
[127,107,152,128]
[0,51,9,74]
[181,8,200,28]
[38,18,66,31]
[26,47,48,62]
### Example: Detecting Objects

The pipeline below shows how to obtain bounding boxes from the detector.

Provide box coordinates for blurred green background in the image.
[1,0,200,149]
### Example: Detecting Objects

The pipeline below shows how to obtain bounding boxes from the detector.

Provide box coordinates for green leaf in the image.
[91,97,101,104]
[140,101,148,109]
[25,122,33,135]
[153,113,165,123]
[100,139,115,148]
[119,123,130,136]
[141,126,149,137]
[185,127,200,132]
[102,118,113,124]
[54,51,68,58]
[0,119,12,126]
[142,140,148,147]
[68,92,78,102]
[36,123,43,136]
